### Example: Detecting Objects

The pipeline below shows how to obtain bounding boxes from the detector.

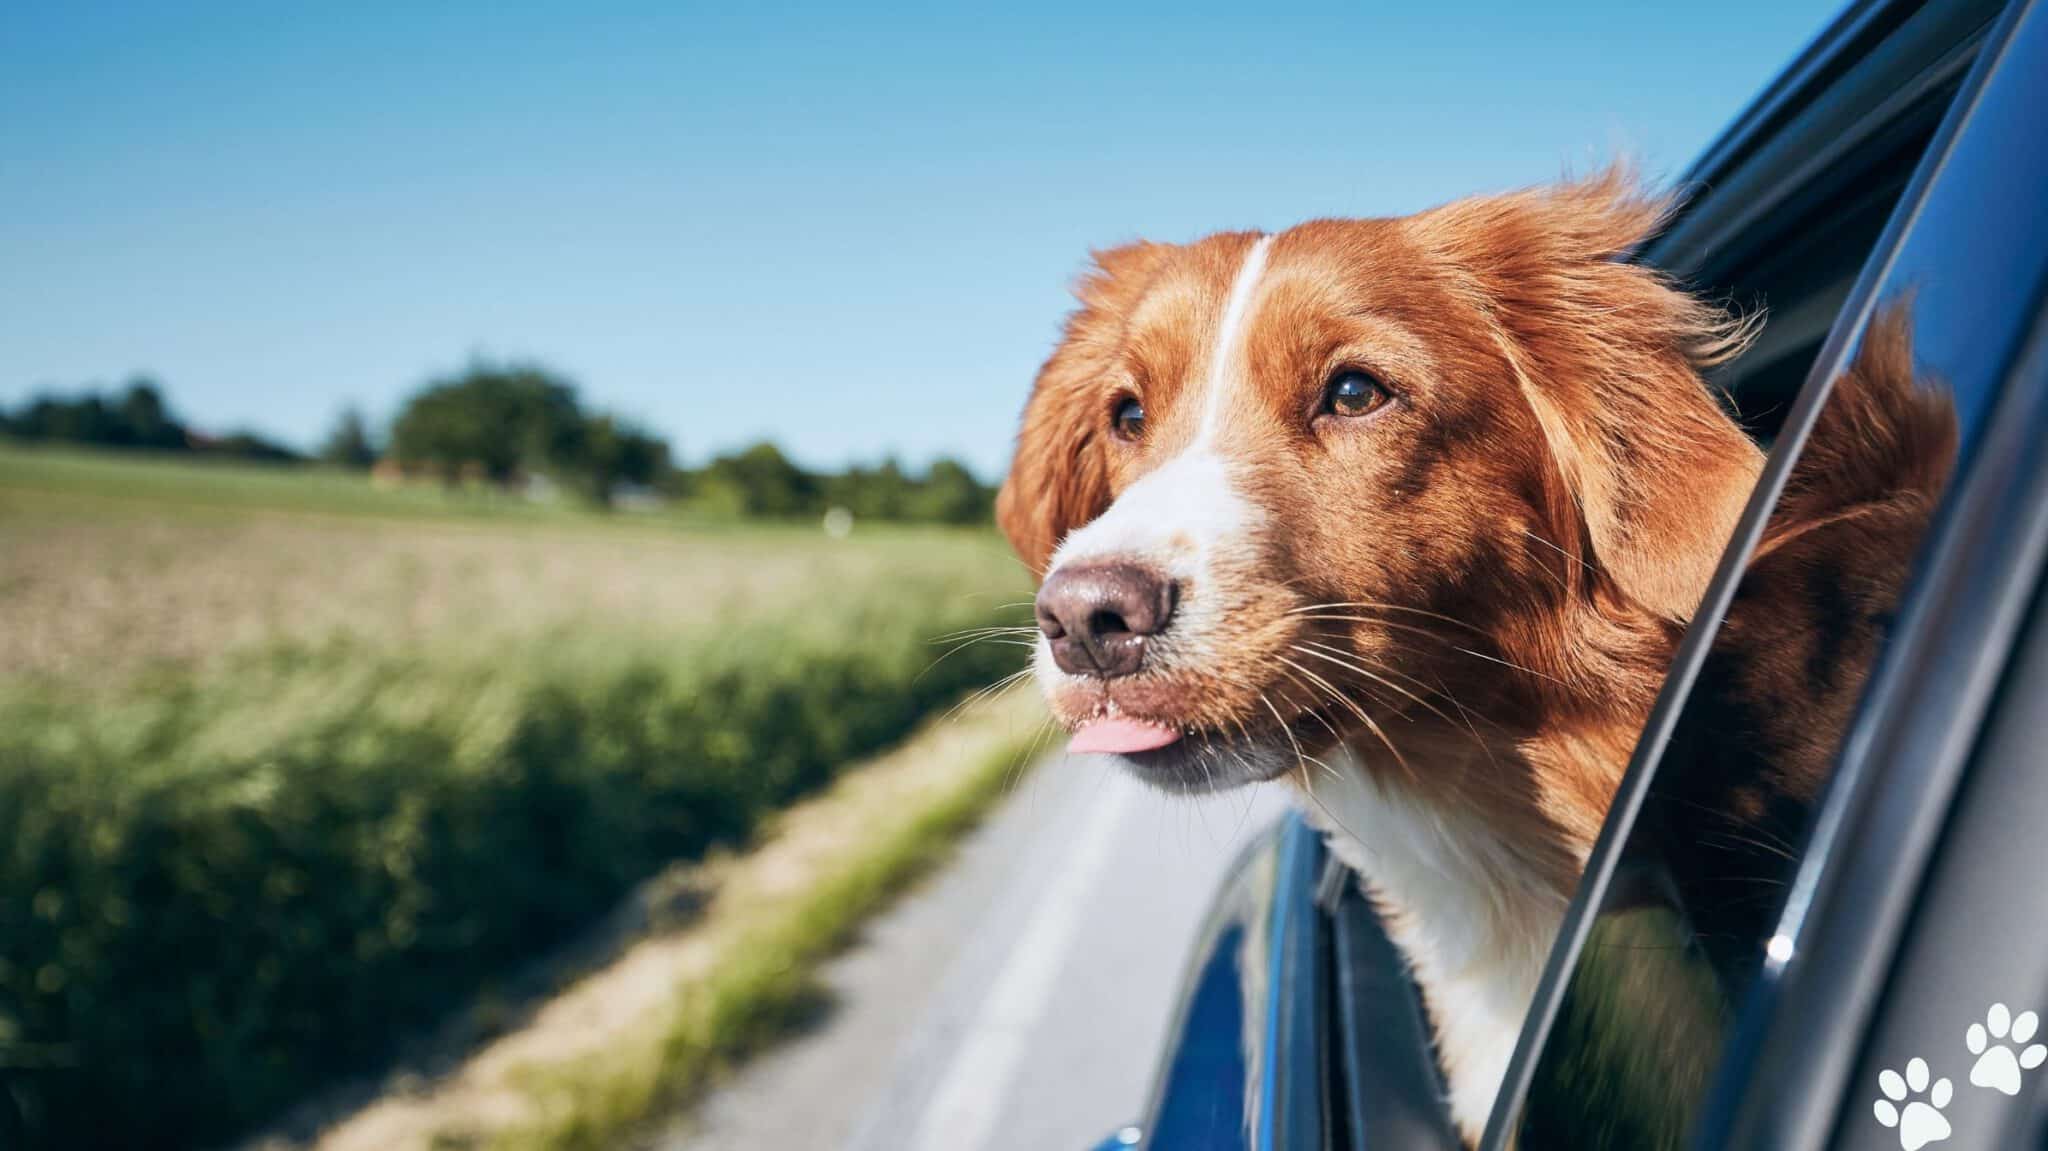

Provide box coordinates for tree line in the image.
[0,378,301,463]
[1,364,998,524]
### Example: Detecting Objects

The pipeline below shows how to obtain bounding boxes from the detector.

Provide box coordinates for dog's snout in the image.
[1034,561,1176,678]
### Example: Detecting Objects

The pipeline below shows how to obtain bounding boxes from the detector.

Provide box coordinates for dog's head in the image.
[999,173,1762,793]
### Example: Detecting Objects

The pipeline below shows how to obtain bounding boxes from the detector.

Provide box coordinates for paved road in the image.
[658,752,1290,1151]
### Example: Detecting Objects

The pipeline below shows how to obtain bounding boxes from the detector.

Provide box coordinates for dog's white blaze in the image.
[1045,234,1273,578]
[1050,448,1253,573]
[1039,235,1275,695]
[1195,234,1274,448]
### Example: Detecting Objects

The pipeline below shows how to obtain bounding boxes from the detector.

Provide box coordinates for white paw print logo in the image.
[1873,1057,1953,1150]
[1966,1002,2046,1095]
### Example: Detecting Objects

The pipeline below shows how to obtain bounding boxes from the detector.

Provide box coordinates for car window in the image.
[1497,6,2020,1147]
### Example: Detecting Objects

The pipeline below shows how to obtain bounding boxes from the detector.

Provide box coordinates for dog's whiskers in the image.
[1271,654,1410,778]
[1273,654,1379,733]
[1285,599,1487,635]
[920,627,1040,685]
[1517,528,1590,573]
[1008,714,1061,794]
[1194,728,1218,792]
[1292,614,1570,687]
[1696,831,1799,864]
[1292,759,1359,838]
[1274,669,1346,745]
[1445,643,1569,686]
[937,665,1040,731]
[1512,528,1584,593]
[931,623,1039,643]
[1257,691,1321,784]
[1291,641,1460,728]
[1441,679,1507,767]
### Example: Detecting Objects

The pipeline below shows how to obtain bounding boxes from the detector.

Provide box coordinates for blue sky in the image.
[1,0,1841,478]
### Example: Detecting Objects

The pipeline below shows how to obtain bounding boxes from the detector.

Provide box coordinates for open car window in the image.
[1480,0,2023,1146]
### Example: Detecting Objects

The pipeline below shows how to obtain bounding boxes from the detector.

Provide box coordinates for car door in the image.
[1116,807,1464,1151]
[1480,0,2048,1147]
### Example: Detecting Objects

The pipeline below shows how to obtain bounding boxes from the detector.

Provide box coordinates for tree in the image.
[826,457,937,521]
[582,414,671,505]
[388,363,588,484]
[319,406,378,469]
[116,379,186,450]
[910,457,993,524]
[201,430,302,463]
[696,442,820,517]
[16,393,115,443]
[2,377,190,451]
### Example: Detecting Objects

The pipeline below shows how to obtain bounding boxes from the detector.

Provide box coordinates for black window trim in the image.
[1651,0,2002,285]
[1321,857,1462,1150]
[1680,0,1920,194]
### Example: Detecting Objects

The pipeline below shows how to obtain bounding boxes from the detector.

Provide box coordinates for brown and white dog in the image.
[995,172,1765,1139]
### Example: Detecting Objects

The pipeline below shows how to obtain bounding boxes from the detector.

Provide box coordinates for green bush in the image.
[0,598,1027,1150]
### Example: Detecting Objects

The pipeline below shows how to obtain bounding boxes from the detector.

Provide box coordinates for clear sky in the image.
[2,0,1842,478]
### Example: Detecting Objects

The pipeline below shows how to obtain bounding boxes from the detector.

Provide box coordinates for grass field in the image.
[306,687,1049,1151]
[0,442,602,523]
[0,444,1023,686]
[0,443,1035,1151]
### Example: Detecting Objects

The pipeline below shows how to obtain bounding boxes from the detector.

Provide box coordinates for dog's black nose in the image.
[1035,561,1176,678]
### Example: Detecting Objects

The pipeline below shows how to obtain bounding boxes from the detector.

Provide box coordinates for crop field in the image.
[0,444,1034,1151]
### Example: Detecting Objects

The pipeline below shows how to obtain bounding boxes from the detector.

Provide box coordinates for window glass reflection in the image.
[1519,298,1963,1148]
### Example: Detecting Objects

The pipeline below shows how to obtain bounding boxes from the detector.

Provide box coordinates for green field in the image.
[0,442,580,523]
[0,444,1033,1150]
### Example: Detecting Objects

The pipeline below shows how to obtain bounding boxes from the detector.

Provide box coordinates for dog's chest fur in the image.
[1293,746,1570,1142]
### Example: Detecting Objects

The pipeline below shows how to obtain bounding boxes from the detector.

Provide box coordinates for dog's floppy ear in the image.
[997,241,1172,577]
[1415,170,1764,620]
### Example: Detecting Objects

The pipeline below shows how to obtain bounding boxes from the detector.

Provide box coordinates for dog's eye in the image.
[1111,396,1146,441]
[1322,370,1392,418]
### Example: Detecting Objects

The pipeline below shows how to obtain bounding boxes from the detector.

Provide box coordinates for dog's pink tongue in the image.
[1069,715,1183,755]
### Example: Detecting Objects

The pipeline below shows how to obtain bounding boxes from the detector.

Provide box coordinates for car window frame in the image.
[1478,1,2036,1146]
[1703,2,2048,1143]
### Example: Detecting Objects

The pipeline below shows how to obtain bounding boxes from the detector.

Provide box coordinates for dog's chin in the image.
[1089,731,1299,795]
